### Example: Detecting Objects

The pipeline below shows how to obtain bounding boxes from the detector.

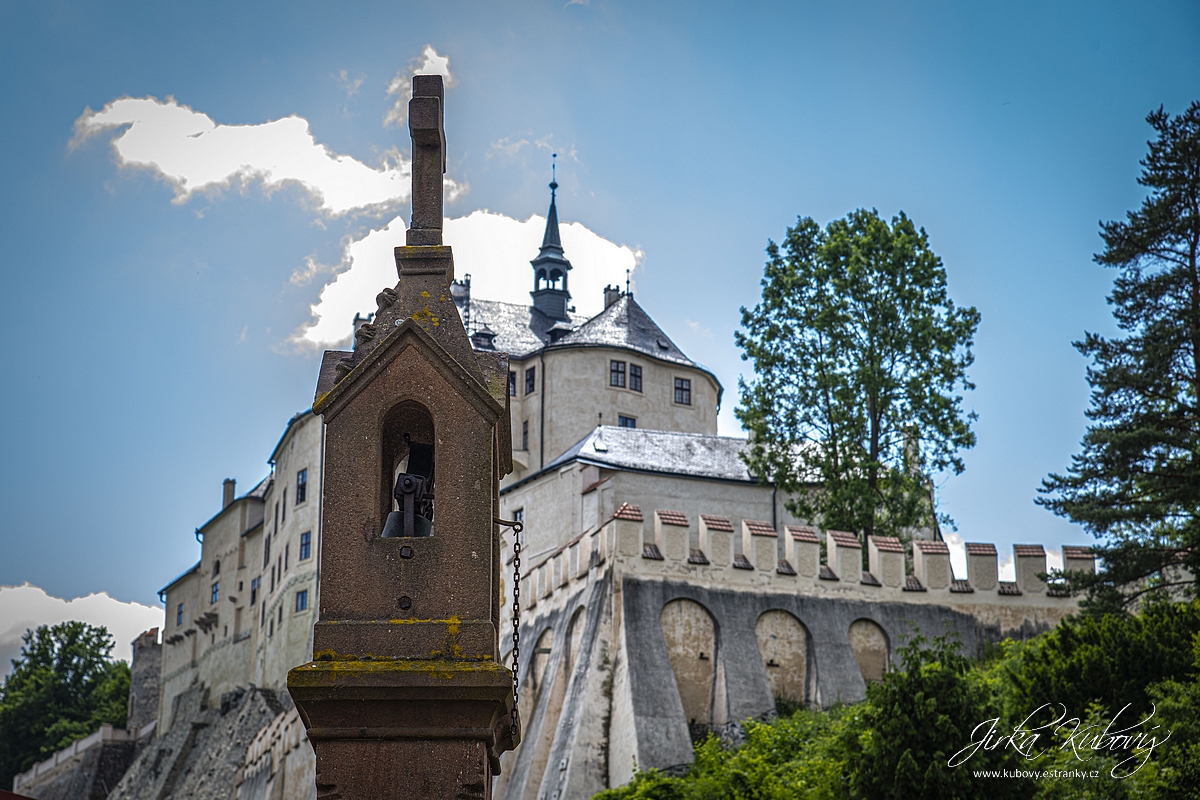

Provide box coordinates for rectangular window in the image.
[270,565,275,592]
[610,360,626,388]
[274,502,279,535]
[618,415,637,428]
[250,577,260,605]
[630,364,642,392]
[211,582,220,604]
[263,533,271,569]
[508,371,516,396]
[296,469,307,504]
[176,603,184,626]
[269,618,274,637]
[514,508,524,523]
[296,590,309,612]
[261,602,266,627]
[285,543,289,571]
[282,488,286,522]
[524,367,536,395]
[299,531,311,561]
[521,420,529,451]
[674,377,692,405]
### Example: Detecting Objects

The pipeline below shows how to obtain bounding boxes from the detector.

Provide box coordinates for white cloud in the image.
[385,45,454,128]
[0,584,164,678]
[72,97,415,216]
[337,69,365,97]
[296,210,641,347]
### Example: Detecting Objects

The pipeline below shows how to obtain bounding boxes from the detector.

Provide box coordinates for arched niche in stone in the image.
[566,606,586,679]
[660,598,716,741]
[848,618,889,685]
[379,400,436,531]
[755,610,809,709]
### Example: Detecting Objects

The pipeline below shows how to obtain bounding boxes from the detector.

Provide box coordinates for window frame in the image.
[618,415,636,428]
[521,420,529,451]
[508,371,517,396]
[176,603,184,626]
[299,531,311,561]
[211,582,220,604]
[296,469,307,504]
[629,363,642,392]
[609,359,626,388]
[524,367,537,395]
[296,589,309,612]
[674,377,692,406]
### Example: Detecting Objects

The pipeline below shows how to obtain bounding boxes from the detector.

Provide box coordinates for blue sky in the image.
[1,0,1198,614]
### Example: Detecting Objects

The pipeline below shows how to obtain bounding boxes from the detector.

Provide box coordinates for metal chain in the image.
[495,516,524,738]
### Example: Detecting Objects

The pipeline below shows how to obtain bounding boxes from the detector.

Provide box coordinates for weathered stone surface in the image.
[108,685,284,800]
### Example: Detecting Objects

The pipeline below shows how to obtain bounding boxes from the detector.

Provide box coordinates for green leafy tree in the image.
[0,621,131,789]
[736,209,979,542]
[844,633,1032,800]
[1038,102,1200,610]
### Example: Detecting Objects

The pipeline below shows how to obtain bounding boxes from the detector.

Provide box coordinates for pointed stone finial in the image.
[407,75,446,246]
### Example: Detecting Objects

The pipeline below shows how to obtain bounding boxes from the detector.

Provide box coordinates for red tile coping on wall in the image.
[903,575,926,592]
[787,526,819,543]
[732,554,754,570]
[998,581,1022,595]
[1013,544,1045,557]
[776,559,797,576]
[700,514,733,532]
[965,542,997,556]
[950,579,974,593]
[869,535,904,553]
[613,503,644,522]
[914,540,950,555]
[656,509,689,527]
[828,530,861,549]
[1061,546,1094,560]
[744,519,777,537]
[642,543,664,560]
[688,548,710,565]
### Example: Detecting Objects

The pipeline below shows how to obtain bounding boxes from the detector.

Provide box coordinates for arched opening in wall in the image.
[379,401,436,538]
[660,598,716,744]
[566,606,586,679]
[755,610,809,713]
[522,626,567,800]
[535,268,548,291]
[848,619,889,685]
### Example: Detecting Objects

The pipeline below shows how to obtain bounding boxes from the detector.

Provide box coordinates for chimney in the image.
[604,284,621,309]
[222,478,236,509]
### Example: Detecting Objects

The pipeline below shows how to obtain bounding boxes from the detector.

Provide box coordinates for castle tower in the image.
[529,163,573,321]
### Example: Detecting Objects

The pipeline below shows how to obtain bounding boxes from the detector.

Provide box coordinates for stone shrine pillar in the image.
[288,74,519,800]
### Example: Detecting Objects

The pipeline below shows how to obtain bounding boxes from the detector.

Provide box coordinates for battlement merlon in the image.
[512,503,1100,614]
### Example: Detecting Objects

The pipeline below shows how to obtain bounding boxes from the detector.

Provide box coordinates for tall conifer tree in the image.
[1039,102,1200,611]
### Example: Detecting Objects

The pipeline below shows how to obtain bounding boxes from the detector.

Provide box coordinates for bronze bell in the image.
[382,440,435,538]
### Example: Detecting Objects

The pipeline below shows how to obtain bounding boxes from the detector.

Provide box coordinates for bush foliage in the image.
[595,602,1200,800]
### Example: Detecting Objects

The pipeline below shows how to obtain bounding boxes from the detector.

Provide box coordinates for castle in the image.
[13,183,1093,800]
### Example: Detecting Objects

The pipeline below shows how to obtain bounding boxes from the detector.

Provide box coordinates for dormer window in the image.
[610,360,626,388]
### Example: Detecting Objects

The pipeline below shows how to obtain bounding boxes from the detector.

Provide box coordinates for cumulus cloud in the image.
[0,584,164,678]
[72,97,416,216]
[296,209,641,346]
[385,45,454,128]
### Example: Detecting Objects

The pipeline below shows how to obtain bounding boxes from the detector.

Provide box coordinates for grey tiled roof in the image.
[467,299,589,360]
[544,426,756,483]
[550,295,696,368]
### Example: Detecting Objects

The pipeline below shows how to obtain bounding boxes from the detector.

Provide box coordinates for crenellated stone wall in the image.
[495,503,1093,799]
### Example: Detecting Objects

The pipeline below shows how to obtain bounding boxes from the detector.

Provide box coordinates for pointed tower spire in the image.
[530,153,573,320]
